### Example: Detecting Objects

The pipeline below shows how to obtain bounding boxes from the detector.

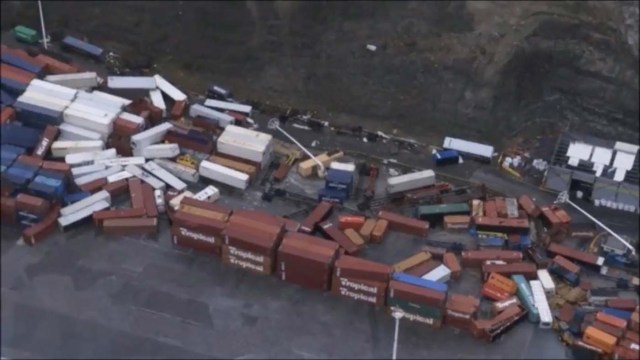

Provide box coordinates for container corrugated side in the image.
[199,160,249,190]
[58,123,104,142]
[107,76,157,90]
[149,89,166,116]
[189,104,234,128]
[130,122,174,149]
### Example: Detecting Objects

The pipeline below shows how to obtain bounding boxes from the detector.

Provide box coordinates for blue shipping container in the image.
[318,187,347,205]
[391,272,448,293]
[325,168,353,192]
[0,53,45,76]
[28,178,60,200]
[478,237,505,248]
[433,149,460,166]
[14,101,63,128]
[33,174,64,191]
[1,77,29,95]
[63,191,91,206]
[1,123,41,149]
[1,144,27,156]
[37,169,67,187]
[1,152,17,167]
[601,307,632,321]
[548,262,580,287]
[62,36,104,59]
[2,167,35,187]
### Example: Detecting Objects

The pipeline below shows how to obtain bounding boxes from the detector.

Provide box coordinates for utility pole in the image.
[38,0,48,49]
[391,308,405,360]
[554,191,636,255]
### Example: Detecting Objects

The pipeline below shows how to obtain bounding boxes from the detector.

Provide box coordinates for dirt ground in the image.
[1,1,638,147]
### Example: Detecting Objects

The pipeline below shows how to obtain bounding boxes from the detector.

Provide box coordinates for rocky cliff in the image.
[2,1,638,145]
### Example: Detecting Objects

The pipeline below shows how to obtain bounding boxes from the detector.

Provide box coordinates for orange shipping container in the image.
[338,215,366,230]
[596,312,628,330]
[582,326,618,354]
[486,272,517,295]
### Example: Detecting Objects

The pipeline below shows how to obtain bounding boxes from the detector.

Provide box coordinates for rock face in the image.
[2,1,638,145]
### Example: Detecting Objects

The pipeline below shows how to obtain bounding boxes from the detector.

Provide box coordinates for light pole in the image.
[38,0,48,49]
[554,191,636,256]
[391,308,405,360]
[267,118,326,177]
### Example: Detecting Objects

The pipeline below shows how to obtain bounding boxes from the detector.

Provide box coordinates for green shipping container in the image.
[13,25,39,44]
[387,297,444,319]
[415,202,470,220]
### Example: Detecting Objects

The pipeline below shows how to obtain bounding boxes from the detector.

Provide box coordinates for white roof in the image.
[204,99,252,114]
[613,150,636,171]
[107,76,157,90]
[149,89,166,111]
[590,146,613,166]
[566,142,593,161]
[442,137,493,159]
[221,125,272,145]
[614,168,628,182]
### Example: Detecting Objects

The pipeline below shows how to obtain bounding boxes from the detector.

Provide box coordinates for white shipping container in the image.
[44,72,99,89]
[58,123,104,142]
[51,140,104,158]
[536,269,556,297]
[153,74,187,102]
[130,122,174,150]
[421,264,451,282]
[107,76,157,90]
[141,144,180,159]
[72,95,122,114]
[75,165,123,186]
[329,161,356,173]
[71,163,107,178]
[189,104,234,128]
[216,137,266,165]
[125,164,166,190]
[169,191,194,211]
[204,98,252,115]
[222,125,273,146]
[60,190,111,217]
[153,159,200,183]
[63,107,115,135]
[386,169,436,194]
[198,160,249,190]
[442,137,494,161]
[66,100,114,118]
[96,157,146,167]
[91,90,132,107]
[65,148,117,167]
[149,89,166,116]
[58,200,111,231]
[28,79,78,100]
[192,185,220,203]
[529,280,553,329]
[106,171,133,183]
[18,90,72,110]
[143,161,187,192]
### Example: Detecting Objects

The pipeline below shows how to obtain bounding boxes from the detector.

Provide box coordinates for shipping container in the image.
[63,191,90,206]
[482,262,537,280]
[605,298,638,311]
[1,53,45,76]
[106,170,133,183]
[318,221,361,254]
[44,72,98,89]
[386,170,436,194]
[130,122,173,150]
[124,164,166,190]
[12,25,39,44]
[189,104,235,128]
[71,163,106,178]
[168,191,194,211]
[96,157,146,167]
[216,125,273,167]
[518,195,541,218]
[92,207,146,227]
[58,199,110,232]
[13,101,63,129]
[596,311,628,329]
[318,187,347,204]
[142,161,187,191]
[547,242,605,267]
[141,143,179,159]
[179,197,232,222]
[536,269,556,296]
[172,210,226,255]
[277,232,340,291]
[421,264,451,282]
[529,280,553,328]
[371,219,389,243]
[148,89,166,117]
[65,148,117,167]
[74,164,122,187]
[106,76,156,89]
[442,136,494,163]
[393,252,432,273]
[153,158,199,183]
[359,218,376,242]
[192,185,220,203]
[391,272,448,293]
[61,36,104,59]
[153,74,187,102]
[461,250,523,267]
[198,160,249,190]
[204,98,252,116]
[473,216,530,234]
[58,123,103,142]
[512,274,540,323]
[583,326,618,354]
[331,274,387,306]
[0,123,41,151]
